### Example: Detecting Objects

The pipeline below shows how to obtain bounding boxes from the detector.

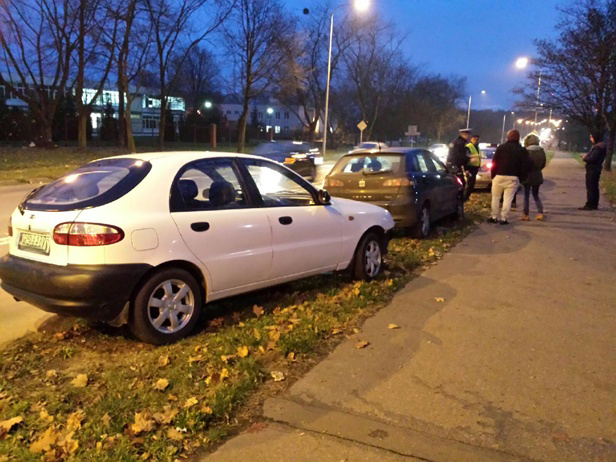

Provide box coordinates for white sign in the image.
[405,125,420,137]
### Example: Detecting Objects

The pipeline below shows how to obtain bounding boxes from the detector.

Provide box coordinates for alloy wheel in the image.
[364,240,382,277]
[147,279,195,334]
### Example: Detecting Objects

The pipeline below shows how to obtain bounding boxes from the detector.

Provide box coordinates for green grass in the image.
[601,170,616,206]
[546,151,555,165]
[0,194,491,460]
[568,151,585,166]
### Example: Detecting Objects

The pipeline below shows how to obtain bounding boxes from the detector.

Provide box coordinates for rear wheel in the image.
[454,198,465,220]
[130,268,202,345]
[351,232,383,281]
[411,204,431,239]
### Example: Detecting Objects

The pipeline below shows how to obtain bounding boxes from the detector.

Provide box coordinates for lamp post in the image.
[466,90,486,129]
[516,57,542,125]
[501,112,514,144]
[322,0,369,159]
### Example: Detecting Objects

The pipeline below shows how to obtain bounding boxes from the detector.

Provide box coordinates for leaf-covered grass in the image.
[601,170,616,206]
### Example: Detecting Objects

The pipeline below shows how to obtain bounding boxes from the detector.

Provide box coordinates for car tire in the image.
[454,198,465,220]
[130,268,202,345]
[411,204,431,239]
[350,231,383,281]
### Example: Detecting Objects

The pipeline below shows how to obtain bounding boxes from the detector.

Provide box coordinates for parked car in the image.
[323,148,464,238]
[475,147,496,189]
[252,141,322,180]
[0,152,394,344]
[428,143,449,163]
[350,141,389,152]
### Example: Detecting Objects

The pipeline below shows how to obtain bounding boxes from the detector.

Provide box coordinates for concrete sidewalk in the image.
[204,152,616,462]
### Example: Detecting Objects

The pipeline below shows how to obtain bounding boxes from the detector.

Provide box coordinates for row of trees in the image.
[517,0,616,170]
[0,0,467,152]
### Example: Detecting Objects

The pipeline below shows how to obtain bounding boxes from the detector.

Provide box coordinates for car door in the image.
[170,157,272,294]
[239,158,344,280]
[428,152,460,217]
[408,151,442,216]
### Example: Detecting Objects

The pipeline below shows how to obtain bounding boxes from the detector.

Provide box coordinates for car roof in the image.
[342,147,425,156]
[93,151,266,164]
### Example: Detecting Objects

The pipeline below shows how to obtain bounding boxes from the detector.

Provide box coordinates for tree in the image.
[176,46,221,112]
[0,0,79,147]
[224,0,295,152]
[144,0,231,149]
[516,0,616,170]
[100,102,119,142]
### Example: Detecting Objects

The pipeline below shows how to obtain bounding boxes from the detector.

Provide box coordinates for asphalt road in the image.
[0,161,336,348]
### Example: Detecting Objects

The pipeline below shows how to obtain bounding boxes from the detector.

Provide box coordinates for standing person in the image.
[579,132,607,210]
[488,129,531,225]
[521,133,546,221]
[447,128,472,191]
[465,134,481,200]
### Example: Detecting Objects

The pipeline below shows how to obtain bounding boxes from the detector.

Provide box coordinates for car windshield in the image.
[23,158,151,211]
[331,154,403,175]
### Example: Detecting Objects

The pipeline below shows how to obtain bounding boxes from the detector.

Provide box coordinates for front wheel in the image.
[350,232,383,281]
[411,204,431,239]
[130,268,202,345]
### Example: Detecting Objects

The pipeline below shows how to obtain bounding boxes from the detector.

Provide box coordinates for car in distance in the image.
[0,152,394,344]
[252,140,322,180]
[350,141,389,152]
[475,146,496,189]
[428,143,449,163]
[323,148,464,238]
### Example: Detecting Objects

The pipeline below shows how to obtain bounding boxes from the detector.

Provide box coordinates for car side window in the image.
[429,153,447,173]
[171,158,248,212]
[242,159,316,207]
[406,153,420,173]
[419,152,437,172]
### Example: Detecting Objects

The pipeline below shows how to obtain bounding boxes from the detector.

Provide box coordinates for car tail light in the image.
[486,162,493,170]
[324,178,344,188]
[383,178,412,187]
[283,157,296,164]
[456,177,464,186]
[53,222,124,246]
[8,216,12,237]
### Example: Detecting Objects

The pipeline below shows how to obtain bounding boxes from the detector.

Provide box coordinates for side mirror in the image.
[317,189,331,205]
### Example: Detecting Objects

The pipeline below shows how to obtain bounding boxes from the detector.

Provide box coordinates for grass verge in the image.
[601,170,616,206]
[0,195,491,461]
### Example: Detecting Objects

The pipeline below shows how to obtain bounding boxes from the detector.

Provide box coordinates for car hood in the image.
[329,196,395,230]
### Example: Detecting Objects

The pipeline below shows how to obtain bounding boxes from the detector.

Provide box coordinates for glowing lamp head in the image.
[204,101,212,109]
[515,57,529,69]
[354,0,370,12]
[267,107,274,115]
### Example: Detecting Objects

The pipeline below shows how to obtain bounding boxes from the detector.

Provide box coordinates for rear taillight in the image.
[8,216,12,237]
[324,178,344,188]
[486,162,493,170]
[456,177,464,186]
[53,222,124,246]
[383,178,412,187]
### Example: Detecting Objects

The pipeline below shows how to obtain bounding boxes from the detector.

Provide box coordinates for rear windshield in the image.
[252,143,310,155]
[23,158,151,211]
[331,154,403,175]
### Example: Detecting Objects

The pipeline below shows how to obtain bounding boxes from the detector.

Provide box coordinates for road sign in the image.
[357,121,367,131]
[405,125,420,137]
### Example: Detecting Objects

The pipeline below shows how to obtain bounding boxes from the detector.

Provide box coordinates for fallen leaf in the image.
[271,371,285,382]
[183,397,198,409]
[221,354,236,363]
[331,328,342,335]
[167,394,178,402]
[434,297,446,303]
[252,305,264,317]
[46,370,58,379]
[101,413,111,428]
[58,430,79,454]
[388,323,400,329]
[158,355,170,367]
[66,409,86,431]
[237,346,249,358]
[71,374,88,388]
[30,426,60,453]
[131,412,155,434]
[253,329,261,340]
[287,352,296,362]
[154,378,169,391]
[153,406,178,425]
[220,368,229,380]
[188,355,204,364]
[0,416,23,437]
[167,427,184,441]
[39,409,54,424]
[200,405,213,415]
[355,341,370,349]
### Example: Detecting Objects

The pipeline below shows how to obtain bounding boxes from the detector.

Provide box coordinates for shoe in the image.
[536,214,544,221]
[521,214,530,221]
[487,217,498,224]
[578,205,597,210]
[499,220,509,225]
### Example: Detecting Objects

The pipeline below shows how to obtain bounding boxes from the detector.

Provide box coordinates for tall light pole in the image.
[466,90,486,129]
[516,57,542,126]
[322,0,369,159]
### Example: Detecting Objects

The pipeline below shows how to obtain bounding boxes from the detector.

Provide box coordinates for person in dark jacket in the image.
[521,133,547,221]
[447,128,471,190]
[579,132,607,210]
[488,129,532,225]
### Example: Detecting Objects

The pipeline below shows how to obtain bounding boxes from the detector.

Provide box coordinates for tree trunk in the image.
[35,117,54,148]
[604,128,615,171]
[158,99,166,150]
[236,111,248,153]
[77,110,89,149]
[117,74,126,149]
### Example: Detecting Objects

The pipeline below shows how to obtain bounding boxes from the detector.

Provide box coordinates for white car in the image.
[350,142,389,152]
[0,152,394,344]
[428,144,449,163]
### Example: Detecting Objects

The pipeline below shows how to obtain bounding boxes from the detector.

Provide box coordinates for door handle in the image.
[190,222,210,232]
[278,216,293,225]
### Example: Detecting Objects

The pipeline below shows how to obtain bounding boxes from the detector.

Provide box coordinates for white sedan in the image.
[0,152,394,344]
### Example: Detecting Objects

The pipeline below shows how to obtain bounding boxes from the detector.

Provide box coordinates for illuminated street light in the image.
[204,101,212,109]
[354,0,370,12]
[267,107,274,115]
[515,57,529,69]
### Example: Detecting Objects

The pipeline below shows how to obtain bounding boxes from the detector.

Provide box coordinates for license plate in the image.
[18,232,50,255]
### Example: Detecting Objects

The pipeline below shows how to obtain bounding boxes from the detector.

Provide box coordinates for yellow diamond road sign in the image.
[357,121,367,131]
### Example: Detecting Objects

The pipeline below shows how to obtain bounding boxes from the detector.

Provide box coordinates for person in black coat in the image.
[579,132,607,210]
[447,128,472,191]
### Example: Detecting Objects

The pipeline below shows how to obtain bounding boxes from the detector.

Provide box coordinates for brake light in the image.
[486,162,493,170]
[53,222,124,246]
[8,216,12,237]
[456,177,464,186]
[324,178,344,188]
[383,178,412,187]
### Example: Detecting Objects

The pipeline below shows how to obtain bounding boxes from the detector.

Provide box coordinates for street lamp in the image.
[515,56,542,124]
[204,101,212,109]
[501,111,515,143]
[322,0,369,159]
[466,90,486,129]
[267,107,274,115]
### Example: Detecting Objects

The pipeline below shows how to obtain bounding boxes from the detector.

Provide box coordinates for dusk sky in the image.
[290,0,563,110]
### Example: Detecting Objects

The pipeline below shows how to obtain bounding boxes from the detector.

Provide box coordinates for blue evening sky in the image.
[289,0,562,109]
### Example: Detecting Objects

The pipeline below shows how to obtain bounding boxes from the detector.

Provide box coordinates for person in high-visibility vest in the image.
[465,134,481,200]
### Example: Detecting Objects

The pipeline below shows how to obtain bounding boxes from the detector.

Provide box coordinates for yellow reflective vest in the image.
[466,142,481,167]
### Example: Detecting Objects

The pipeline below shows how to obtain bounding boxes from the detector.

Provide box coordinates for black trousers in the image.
[585,166,601,208]
[465,167,479,200]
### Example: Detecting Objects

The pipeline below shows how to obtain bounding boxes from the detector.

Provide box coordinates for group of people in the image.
[447,126,608,225]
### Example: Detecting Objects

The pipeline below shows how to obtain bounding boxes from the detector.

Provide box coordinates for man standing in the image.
[579,132,607,210]
[488,129,531,225]
[447,128,472,190]
[465,134,481,200]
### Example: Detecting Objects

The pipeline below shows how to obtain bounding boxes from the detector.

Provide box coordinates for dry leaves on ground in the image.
[388,323,400,329]
[183,397,198,409]
[434,297,446,302]
[70,374,88,388]
[153,378,169,391]
[30,426,60,453]
[237,346,249,358]
[355,341,370,349]
[271,371,285,382]
[66,410,86,431]
[0,416,23,438]
[131,412,155,434]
